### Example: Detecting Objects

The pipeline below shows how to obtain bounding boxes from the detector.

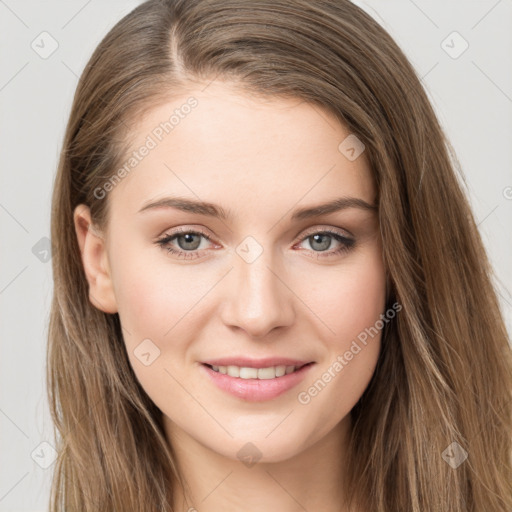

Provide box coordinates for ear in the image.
[73,204,118,314]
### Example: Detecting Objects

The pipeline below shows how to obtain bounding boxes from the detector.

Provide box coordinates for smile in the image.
[206,363,309,379]
[200,362,316,401]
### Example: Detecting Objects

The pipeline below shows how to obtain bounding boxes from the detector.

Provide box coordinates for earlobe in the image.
[73,204,118,314]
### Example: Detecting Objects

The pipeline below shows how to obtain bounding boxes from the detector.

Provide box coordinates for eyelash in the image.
[155,226,355,260]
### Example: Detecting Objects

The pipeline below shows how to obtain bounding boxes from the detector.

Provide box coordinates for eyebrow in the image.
[137,196,377,221]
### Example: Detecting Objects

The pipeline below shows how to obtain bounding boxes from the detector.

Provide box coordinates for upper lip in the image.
[201,357,314,369]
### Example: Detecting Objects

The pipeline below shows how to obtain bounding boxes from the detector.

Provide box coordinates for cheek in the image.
[295,248,386,405]
[112,260,199,407]
[303,248,387,345]
[110,248,224,400]
[111,242,207,338]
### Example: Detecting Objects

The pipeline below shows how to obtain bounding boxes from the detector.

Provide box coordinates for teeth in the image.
[240,367,258,379]
[275,366,286,377]
[227,365,240,377]
[257,367,275,380]
[210,364,300,379]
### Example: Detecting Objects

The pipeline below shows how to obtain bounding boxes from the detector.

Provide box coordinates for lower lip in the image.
[199,363,315,402]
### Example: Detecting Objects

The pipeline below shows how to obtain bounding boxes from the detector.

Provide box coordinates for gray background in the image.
[1,1,511,510]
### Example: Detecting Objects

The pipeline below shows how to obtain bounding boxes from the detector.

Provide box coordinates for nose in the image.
[219,247,296,339]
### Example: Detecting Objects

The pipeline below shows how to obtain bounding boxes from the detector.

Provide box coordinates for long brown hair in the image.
[47,0,512,510]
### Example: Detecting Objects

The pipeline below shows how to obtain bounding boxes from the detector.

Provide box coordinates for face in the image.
[75,80,386,464]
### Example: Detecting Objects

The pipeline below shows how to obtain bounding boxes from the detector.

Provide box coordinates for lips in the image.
[199,357,316,401]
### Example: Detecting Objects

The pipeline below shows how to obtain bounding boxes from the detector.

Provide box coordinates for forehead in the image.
[107,81,375,221]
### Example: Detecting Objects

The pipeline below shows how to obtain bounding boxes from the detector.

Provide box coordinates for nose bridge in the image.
[220,237,295,337]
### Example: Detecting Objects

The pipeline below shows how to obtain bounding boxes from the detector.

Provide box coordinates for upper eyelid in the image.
[158,226,212,239]
[297,225,353,240]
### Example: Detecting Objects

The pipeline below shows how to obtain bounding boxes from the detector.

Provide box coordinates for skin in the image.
[74,80,387,512]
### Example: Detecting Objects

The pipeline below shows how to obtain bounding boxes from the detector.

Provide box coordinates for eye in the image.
[155,226,355,260]
[294,228,355,258]
[156,227,216,260]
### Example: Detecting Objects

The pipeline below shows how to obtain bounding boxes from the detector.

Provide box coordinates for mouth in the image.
[199,361,316,402]
[203,362,314,380]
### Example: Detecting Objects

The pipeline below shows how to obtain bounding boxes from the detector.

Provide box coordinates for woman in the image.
[47,0,512,510]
